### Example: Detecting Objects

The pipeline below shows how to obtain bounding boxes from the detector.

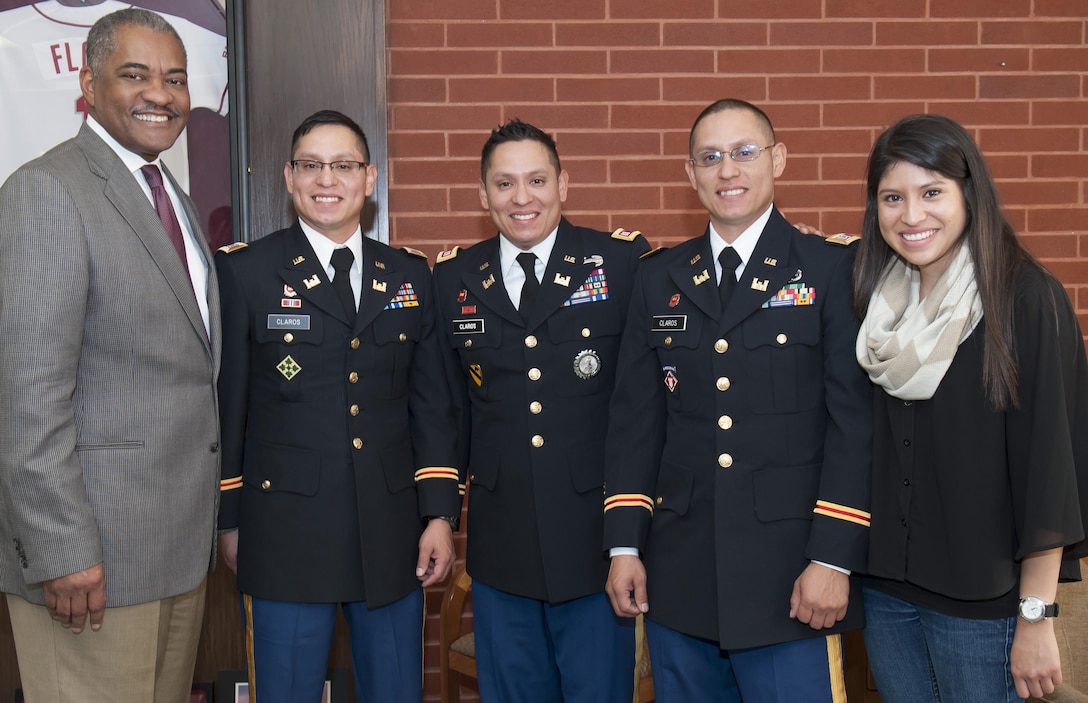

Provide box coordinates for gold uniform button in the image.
[718,453,733,468]
[714,339,728,353]
[464,339,473,348]
[353,438,364,450]
[718,415,733,430]
[261,480,271,490]
[716,377,731,391]
[529,401,542,414]
[581,328,591,338]
[531,434,544,448]
[656,496,663,506]
[528,368,542,381]
[399,333,407,342]
[525,335,538,348]
[776,333,787,345]
[350,337,360,349]
[664,336,673,346]
[348,371,359,383]
[283,333,294,343]
[350,404,360,416]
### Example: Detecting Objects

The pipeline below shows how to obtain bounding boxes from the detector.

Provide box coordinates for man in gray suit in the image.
[0,9,220,702]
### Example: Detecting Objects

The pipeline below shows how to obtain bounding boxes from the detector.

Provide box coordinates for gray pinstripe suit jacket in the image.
[0,123,222,607]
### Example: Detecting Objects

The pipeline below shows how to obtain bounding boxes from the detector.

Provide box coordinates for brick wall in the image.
[389,3,1088,700]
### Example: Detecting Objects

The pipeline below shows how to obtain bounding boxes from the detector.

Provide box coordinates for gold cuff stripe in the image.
[414,467,460,481]
[220,476,242,491]
[814,500,871,527]
[604,494,654,514]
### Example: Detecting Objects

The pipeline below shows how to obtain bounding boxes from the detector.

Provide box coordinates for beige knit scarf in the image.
[856,244,983,400]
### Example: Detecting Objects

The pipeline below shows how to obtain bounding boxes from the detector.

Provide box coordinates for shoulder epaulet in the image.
[217,242,248,254]
[401,246,428,261]
[640,246,668,260]
[436,246,461,264]
[611,227,642,242]
[824,233,861,246]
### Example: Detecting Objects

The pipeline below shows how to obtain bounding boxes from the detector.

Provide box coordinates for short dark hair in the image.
[480,119,561,181]
[688,98,776,155]
[86,8,185,77]
[290,110,371,162]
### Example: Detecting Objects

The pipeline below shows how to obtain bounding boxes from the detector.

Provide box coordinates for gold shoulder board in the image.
[217,242,248,254]
[436,246,461,264]
[640,246,668,260]
[611,228,642,242]
[825,233,861,246]
[402,246,428,260]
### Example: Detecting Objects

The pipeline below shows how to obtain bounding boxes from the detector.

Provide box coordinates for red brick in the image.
[1028,208,1088,232]
[876,21,978,46]
[393,105,503,131]
[612,0,715,19]
[825,0,926,16]
[777,154,819,181]
[718,48,821,74]
[389,132,447,159]
[981,21,1084,45]
[560,158,608,183]
[553,131,662,157]
[1020,233,1079,258]
[1044,261,1088,284]
[1033,154,1088,179]
[662,184,703,209]
[628,210,709,239]
[983,155,1029,180]
[556,22,662,47]
[764,103,822,130]
[664,132,696,157]
[822,101,926,128]
[388,77,448,103]
[389,0,496,20]
[389,187,450,214]
[502,49,607,74]
[610,49,715,74]
[719,0,822,19]
[393,158,479,187]
[448,21,553,48]
[387,22,446,49]
[874,75,976,100]
[1033,47,1088,72]
[821,155,870,182]
[500,0,605,20]
[777,182,865,209]
[449,77,555,103]
[926,101,1030,127]
[769,76,872,101]
[1035,0,1088,16]
[556,77,661,102]
[451,186,486,212]
[449,132,489,158]
[1033,101,1088,126]
[996,180,1079,206]
[770,22,874,46]
[611,104,712,130]
[664,22,769,47]
[980,74,1081,99]
[562,212,611,232]
[608,157,689,184]
[565,185,663,210]
[498,104,610,129]
[823,48,925,73]
[931,0,1030,17]
[1004,208,1027,232]
[661,76,767,102]
[821,210,866,236]
[978,127,1080,153]
[397,215,493,244]
[929,48,1030,73]
[390,49,498,75]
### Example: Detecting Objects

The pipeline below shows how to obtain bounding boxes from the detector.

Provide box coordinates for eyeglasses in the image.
[689,145,775,168]
[290,160,368,175]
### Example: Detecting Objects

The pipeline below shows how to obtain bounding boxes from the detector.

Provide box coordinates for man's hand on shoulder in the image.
[789,562,849,630]
[606,554,649,618]
[43,562,106,634]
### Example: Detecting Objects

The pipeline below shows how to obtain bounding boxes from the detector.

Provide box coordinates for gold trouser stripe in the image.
[244,593,257,702]
[826,633,847,703]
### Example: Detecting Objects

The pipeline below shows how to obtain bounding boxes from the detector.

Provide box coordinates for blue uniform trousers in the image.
[472,581,635,703]
[245,589,424,703]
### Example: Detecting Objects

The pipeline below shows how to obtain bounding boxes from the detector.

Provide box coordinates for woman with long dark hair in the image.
[854,114,1088,702]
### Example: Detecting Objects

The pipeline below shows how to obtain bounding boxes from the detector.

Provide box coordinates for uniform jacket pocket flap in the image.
[753,464,820,522]
[742,307,819,349]
[373,310,422,345]
[548,304,621,341]
[244,442,320,496]
[653,465,693,516]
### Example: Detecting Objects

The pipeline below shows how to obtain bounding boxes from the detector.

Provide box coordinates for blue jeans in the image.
[863,586,1020,703]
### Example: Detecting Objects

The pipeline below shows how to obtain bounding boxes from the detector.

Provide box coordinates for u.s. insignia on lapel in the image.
[292,255,306,265]
[564,255,577,264]
[303,275,321,289]
[763,257,777,266]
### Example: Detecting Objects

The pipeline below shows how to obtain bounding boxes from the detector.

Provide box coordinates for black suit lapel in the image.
[463,239,522,326]
[355,239,407,334]
[669,235,719,320]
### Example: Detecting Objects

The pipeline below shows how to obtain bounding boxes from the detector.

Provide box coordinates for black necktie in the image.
[718,247,742,309]
[330,247,356,318]
[517,252,539,323]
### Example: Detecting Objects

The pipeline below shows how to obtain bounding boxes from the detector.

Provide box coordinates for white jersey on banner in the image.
[0,1,228,188]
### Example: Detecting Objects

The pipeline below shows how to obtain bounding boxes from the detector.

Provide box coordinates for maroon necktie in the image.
[140,164,190,272]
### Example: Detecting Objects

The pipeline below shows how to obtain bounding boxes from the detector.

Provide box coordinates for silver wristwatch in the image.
[1018,596,1059,624]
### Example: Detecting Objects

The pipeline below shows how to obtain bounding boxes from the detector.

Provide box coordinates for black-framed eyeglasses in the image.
[289,159,368,175]
[689,145,775,168]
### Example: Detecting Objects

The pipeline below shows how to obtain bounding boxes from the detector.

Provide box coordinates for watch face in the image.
[1020,597,1045,621]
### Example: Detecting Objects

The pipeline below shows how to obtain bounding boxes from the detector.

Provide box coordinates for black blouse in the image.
[865,263,1088,619]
